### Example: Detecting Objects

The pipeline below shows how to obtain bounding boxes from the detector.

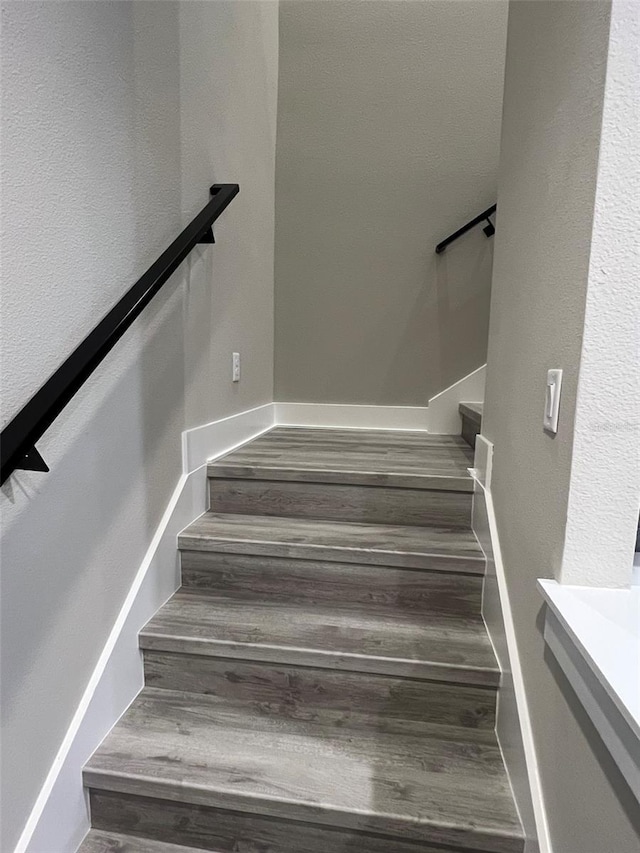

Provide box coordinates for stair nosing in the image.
[78,829,214,853]
[84,685,523,852]
[459,402,483,426]
[207,464,474,492]
[179,528,485,560]
[84,766,523,853]
[178,537,485,570]
[140,631,500,680]
[139,591,500,688]
[177,513,485,575]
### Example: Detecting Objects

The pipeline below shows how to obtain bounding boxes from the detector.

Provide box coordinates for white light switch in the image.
[232,352,241,382]
[543,369,562,433]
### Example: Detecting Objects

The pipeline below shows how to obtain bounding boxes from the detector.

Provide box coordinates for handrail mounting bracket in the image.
[0,182,239,486]
[198,227,215,244]
[435,203,497,254]
[14,446,49,475]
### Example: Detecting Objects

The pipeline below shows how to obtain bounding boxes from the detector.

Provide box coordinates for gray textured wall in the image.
[180,0,278,427]
[274,0,507,406]
[484,1,640,850]
[0,2,277,848]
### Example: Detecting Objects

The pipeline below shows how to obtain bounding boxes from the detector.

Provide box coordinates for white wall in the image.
[560,0,640,587]
[0,3,278,850]
[483,0,640,850]
[274,0,507,406]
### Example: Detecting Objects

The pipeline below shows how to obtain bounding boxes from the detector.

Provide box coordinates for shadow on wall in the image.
[375,231,494,405]
[433,232,494,395]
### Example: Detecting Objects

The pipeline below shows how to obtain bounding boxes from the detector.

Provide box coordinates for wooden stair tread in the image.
[179,512,484,573]
[209,427,474,491]
[458,403,483,426]
[85,688,523,853]
[77,829,214,853]
[84,426,523,851]
[140,591,499,685]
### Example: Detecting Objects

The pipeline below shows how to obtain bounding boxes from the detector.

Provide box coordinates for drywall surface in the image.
[0,2,277,849]
[428,364,486,434]
[180,0,278,427]
[274,0,507,406]
[560,0,640,587]
[483,1,640,850]
[0,6,182,848]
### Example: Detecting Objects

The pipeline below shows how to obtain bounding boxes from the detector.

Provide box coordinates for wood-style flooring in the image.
[208,427,475,489]
[80,428,523,853]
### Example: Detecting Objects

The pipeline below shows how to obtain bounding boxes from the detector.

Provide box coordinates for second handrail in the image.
[435,203,497,254]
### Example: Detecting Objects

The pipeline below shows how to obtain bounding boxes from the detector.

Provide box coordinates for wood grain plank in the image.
[209,480,472,528]
[209,427,474,490]
[210,464,474,491]
[77,829,213,853]
[89,791,469,853]
[139,591,499,686]
[83,427,523,852]
[180,551,483,617]
[459,403,483,426]
[84,689,523,853]
[143,653,497,738]
[178,512,485,573]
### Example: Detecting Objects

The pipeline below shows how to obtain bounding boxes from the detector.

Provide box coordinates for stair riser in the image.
[210,465,474,491]
[180,551,483,617]
[209,479,472,528]
[143,653,497,736]
[79,831,201,853]
[141,633,499,685]
[89,790,473,853]
[179,527,485,574]
[461,414,481,450]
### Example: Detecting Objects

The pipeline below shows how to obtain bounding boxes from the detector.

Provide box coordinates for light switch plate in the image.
[543,369,562,433]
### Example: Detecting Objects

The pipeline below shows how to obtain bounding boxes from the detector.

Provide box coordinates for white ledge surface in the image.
[538,567,640,800]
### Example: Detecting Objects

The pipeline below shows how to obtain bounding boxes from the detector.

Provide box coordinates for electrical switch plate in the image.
[543,369,562,433]
[232,352,240,382]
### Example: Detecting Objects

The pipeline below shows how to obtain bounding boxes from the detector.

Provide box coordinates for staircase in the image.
[80,427,523,853]
[458,402,483,449]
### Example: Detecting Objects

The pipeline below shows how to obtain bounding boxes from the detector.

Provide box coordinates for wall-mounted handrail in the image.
[435,203,497,254]
[0,183,239,486]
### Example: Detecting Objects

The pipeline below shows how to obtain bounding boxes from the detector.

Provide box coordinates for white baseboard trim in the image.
[274,402,429,432]
[471,436,552,853]
[428,364,486,434]
[17,466,207,853]
[182,402,275,473]
[17,403,278,853]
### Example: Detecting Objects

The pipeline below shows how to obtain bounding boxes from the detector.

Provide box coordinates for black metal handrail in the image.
[435,203,497,254]
[0,183,239,485]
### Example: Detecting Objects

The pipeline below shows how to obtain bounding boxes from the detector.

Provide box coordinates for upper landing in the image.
[208,427,475,492]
